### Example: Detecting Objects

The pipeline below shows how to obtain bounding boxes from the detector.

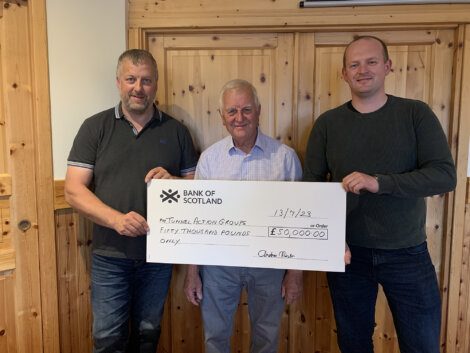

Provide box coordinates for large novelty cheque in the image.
[147,179,346,272]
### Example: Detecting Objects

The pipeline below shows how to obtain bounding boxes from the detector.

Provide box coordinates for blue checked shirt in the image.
[195,130,302,181]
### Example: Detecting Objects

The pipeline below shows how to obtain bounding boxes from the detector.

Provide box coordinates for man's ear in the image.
[219,110,226,126]
[384,59,392,75]
[341,67,347,81]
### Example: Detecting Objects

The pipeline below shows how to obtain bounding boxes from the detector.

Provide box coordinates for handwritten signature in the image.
[258,249,295,259]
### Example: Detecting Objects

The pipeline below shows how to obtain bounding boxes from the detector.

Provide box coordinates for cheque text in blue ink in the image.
[271,208,312,218]
[268,226,328,240]
[159,216,247,226]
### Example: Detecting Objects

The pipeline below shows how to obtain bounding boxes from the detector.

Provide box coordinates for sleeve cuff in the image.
[375,174,393,194]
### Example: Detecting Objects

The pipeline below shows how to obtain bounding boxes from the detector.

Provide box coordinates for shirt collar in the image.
[226,128,265,155]
[114,103,162,122]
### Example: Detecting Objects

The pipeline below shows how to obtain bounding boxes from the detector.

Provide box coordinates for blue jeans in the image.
[200,266,286,353]
[327,242,441,353]
[91,253,172,353]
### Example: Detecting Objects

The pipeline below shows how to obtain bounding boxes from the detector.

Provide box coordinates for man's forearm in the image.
[65,183,122,230]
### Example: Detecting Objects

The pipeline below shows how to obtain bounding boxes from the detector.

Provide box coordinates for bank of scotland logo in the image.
[160,189,180,203]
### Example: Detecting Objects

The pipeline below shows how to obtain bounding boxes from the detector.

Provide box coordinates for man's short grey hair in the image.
[116,49,158,80]
[218,79,261,112]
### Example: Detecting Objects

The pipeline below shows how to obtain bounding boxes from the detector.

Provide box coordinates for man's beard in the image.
[123,95,150,114]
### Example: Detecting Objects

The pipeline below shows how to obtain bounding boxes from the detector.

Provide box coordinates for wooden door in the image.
[149,32,296,353]
[295,29,456,353]
[147,29,456,353]
[150,33,296,154]
[0,1,59,352]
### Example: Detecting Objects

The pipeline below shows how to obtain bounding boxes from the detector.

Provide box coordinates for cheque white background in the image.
[147,180,346,272]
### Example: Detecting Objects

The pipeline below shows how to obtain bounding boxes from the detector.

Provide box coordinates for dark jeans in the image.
[327,242,441,353]
[91,253,172,353]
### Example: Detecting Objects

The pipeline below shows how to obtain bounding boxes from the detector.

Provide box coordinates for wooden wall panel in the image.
[313,46,351,118]
[54,4,470,353]
[55,209,93,353]
[446,24,470,353]
[445,25,470,353]
[128,1,470,29]
[53,179,69,210]
[295,33,315,161]
[0,6,13,352]
[0,0,59,352]
[0,29,7,173]
[0,0,12,290]
[0,273,16,353]
[459,204,470,353]
[0,208,13,272]
[163,264,204,353]
[314,273,339,353]
[27,0,61,345]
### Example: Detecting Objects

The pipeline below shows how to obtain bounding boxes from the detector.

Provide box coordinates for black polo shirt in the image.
[68,104,198,259]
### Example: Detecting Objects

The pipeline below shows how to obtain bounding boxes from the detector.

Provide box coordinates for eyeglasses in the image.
[223,106,255,117]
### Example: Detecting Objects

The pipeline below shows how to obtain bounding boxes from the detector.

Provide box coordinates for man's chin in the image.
[126,103,149,114]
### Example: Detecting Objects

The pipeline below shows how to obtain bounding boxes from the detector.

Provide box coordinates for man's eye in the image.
[242,107,253,115]
[142,79,152,85]
[226,109,237,116]
[126,78,136,83]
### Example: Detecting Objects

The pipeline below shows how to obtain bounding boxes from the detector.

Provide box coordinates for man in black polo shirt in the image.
[65,49,198,353]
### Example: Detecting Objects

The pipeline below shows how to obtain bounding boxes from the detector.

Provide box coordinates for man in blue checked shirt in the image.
[184,79,303,353]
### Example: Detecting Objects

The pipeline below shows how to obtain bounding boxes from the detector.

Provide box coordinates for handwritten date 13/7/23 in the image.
[271,208,312,219]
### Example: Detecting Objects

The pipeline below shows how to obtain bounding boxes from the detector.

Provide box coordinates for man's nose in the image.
[357,63,368,73]
[134,79,144,91]
[234,110,244,120]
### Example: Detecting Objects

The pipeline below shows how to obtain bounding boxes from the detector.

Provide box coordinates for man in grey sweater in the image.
[303,36,456,353]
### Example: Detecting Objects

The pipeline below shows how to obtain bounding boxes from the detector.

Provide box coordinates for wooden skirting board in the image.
[0,174,12,197]
[54,179,69,210]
